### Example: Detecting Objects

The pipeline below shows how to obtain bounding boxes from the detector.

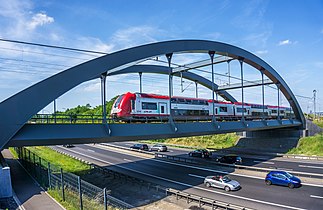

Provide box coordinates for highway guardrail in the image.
[155,153,323,179]
[166,188,255,210]
[100,143,323,179]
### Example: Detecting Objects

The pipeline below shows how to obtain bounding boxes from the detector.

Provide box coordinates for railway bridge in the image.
[0,40,305,149]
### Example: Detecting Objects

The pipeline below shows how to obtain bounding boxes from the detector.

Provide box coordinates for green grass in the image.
[288,133,323,156]
[141,133,239,149]
[9,147,18,158]
[26,146,90,175]
[313,120,323,128]
[48,188,109,210]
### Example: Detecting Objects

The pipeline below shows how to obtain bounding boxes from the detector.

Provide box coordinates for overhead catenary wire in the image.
[0,38,312,108]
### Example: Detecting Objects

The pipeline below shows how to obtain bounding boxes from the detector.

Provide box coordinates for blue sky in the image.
[0,0,322,114]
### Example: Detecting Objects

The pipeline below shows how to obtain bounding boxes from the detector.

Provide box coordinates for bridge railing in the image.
[27,113,296,125]
[28,114,106,124]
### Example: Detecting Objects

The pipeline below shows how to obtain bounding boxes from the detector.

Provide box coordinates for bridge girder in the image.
[0,40,305,149]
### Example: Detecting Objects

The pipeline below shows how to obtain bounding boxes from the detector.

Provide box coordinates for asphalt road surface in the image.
[108,141,323,175]
[54,144,323,210]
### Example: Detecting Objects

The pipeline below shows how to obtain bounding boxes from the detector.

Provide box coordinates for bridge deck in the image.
[8,119,302,147]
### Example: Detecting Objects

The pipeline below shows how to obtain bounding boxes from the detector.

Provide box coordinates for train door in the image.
[159,103,167,115]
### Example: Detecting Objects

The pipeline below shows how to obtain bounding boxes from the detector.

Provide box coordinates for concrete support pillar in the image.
[277,83,281,120]
[166,53,173,122]
[139,72,142,93]
[239,59,245,121]
[195,81,198,98]
[209,51,216,122]
[261,68,265,119]
[100,73,107,123]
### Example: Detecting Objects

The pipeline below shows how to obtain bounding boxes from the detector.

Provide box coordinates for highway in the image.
[107,141,323,175]
[54,144,323,210]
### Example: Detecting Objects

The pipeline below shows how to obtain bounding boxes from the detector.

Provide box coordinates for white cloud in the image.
[243,31,272,48]
[278,39,292,46]
[75,37,114,54]
[83,82,100,92]
[255,50,268,55]
[26,12,54,30]
[111,26,163,50]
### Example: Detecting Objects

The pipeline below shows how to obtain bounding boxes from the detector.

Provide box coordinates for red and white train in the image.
[110,92,294,121]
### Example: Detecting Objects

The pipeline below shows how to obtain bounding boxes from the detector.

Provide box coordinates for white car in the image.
[204,175,241,191]
[150,144,167,152]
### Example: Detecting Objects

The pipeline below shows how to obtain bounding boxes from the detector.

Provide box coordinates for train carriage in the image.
[111,92,292,122]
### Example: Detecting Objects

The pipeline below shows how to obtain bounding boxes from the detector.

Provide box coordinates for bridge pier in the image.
[0,152,12,198]
[237,128,303,153]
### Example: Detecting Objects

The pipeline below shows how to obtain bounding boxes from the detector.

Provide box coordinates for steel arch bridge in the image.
[0,40,305,149]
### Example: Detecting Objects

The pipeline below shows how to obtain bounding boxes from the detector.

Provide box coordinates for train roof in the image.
[137,92,221,101]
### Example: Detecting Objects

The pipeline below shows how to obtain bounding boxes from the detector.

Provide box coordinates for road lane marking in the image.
[125,143,133,146]
[188,174,204,179]
[91,144,323,188]
[87,149,95,152]
[310,195,323,199]
[275,168,293,171]
[62,147,307,210]
[299,165,323,169]
[253,160,275,164]
[123,159,132,162]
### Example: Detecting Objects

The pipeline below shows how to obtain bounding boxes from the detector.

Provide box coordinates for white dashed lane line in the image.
[188,174,204,179]
[253,160,275,165]
[310,195,323,199]
[299,165,323,169]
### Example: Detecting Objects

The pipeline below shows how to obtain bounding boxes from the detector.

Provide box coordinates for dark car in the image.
[150,144,167,152]
[188,149,211,158]
[63,144,74,148]
[130,143,149,151]
[216,154,242,164]
[265,171,301,188]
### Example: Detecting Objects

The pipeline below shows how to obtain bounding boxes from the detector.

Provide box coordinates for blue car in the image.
[265,171,301,188]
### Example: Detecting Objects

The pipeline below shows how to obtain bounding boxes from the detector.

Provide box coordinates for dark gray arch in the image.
[0,40,305,149]
[108,65,237,102]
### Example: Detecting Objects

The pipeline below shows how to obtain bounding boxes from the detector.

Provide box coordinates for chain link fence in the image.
[14,147,132,210]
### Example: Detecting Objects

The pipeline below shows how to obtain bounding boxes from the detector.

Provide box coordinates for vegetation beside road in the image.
[49,188,106,210]
[141,133,239,149]
[26,146,90,175]
[55,96,117,117]
[313,119,323,128]
[288,133,323,156]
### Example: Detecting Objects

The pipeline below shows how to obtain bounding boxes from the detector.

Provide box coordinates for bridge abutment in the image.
[237,128,303,153]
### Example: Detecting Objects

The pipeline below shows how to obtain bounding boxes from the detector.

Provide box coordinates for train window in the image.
[280,110,285,114]
[219,107,227,112]
[186,99,192,104]
[271,110,277,114]
[114,94,124,108]
[161,106,165,113]
[179,99,186,103]
[200,110,209,115]
[142,102,157,110]
[131,100,135,110]
[192,100,199,105]
[171,98,177,103]
[237,108,247,113]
